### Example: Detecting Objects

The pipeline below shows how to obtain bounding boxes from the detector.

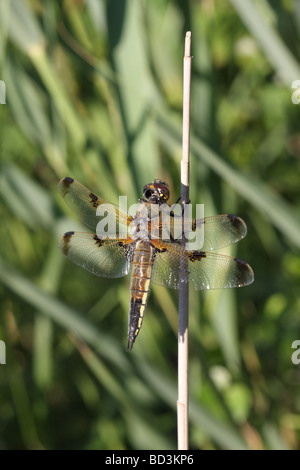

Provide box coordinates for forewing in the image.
[193,214,248,251]
[157,213,247,251]
[58,177,132,233]
[151,240,254,290]
[58,231,134,278]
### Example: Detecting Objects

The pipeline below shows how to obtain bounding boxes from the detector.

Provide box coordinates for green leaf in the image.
[0,257,131,372]
[230,0,300,84]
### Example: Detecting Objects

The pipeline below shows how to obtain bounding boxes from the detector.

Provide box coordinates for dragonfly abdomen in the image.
[127,241,155,351]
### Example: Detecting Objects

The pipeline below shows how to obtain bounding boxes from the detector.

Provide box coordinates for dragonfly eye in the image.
[143,183,155,200]
[143,181,169,202]
[144,189,154,199]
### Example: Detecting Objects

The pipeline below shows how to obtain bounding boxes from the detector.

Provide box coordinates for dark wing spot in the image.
[150,242,167,253]
[62,231,74,255]
[227,214,241,229]
[60,177,74,196]
[64,231,75,237]
[188,250,206,262]
[93,234,103,247]
[192,218,205,231]
[234,257,254,286]
[63,177,74,186]
[117,241,131,250]
[89,192,99,208]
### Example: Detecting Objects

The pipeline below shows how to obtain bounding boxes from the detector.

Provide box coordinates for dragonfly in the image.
[58,177,254,350]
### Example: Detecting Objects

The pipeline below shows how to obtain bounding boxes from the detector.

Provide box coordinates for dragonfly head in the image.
[143,180,169,204]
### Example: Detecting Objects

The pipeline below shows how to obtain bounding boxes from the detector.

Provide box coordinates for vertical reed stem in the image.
[177,31,192,451]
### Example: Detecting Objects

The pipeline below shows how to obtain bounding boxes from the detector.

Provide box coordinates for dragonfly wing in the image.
[194,214,248,251]
[58,231,134,278]
[151,240,254,290]
[58,177,132,233]
[158,213,247,251]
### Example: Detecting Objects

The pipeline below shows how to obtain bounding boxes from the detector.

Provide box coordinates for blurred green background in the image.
[0,0,300,450]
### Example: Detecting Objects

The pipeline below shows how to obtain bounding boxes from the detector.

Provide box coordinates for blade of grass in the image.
[106,0,160,191]
[0,0,85,147]
[73,335,174,449]
[137,360,249,450]
[230,0,300,85]
[33,239,65,388]
[0,257,131,372]
[0,164,56,230]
